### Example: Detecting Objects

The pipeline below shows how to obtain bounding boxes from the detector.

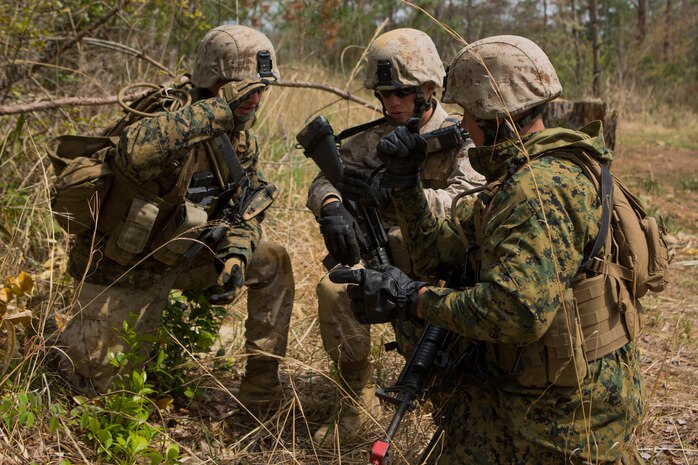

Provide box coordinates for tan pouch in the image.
[152,201,208,265]
[104,197,159,265]
[51,156,114,234]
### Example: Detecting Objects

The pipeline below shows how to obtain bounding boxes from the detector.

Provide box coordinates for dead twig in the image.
[0,1,131,99]
[273,80,381,112]
[0,80,380,115]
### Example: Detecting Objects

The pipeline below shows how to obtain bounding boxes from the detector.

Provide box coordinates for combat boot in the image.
[312,360,382,446]
[237,358,288,415]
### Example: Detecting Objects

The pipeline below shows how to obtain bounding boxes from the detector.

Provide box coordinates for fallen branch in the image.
[273,80,381,112]
[0,93,147,116]
[0,80,381,115]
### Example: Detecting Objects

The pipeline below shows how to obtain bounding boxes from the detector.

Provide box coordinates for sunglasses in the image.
[376,87,417,99]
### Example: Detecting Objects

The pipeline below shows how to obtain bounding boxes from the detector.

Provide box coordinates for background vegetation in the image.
[0,1,696,464]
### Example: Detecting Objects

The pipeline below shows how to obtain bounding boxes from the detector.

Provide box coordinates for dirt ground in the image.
[613,120,698,464]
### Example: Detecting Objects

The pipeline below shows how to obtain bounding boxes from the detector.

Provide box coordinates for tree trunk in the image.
[588,0,601,97]
[637,0,647,44]
[662,0,673,62]
[570,0,582,88]
[543,98,617,149]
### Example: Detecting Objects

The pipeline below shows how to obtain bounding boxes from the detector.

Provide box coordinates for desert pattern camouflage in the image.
[443,35,562,120]
[68,96,264,286]
[307,101,483,223]
[391,126,644,463]
[363,28,444,90]
[308,102,484,368]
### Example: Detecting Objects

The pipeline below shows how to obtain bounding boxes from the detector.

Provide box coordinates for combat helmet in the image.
[443,35,561,142]
[191,25,279,89]
[364,28,445,120]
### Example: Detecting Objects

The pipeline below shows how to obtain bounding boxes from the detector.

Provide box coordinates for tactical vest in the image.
[463,148,669,388]
[49,84,254,267]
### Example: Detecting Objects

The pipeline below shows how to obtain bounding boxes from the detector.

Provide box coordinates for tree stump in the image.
[543,98,618,150]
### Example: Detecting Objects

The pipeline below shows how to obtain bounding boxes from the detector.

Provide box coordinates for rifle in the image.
[296,115,391,267]
[296,115,457,465]
[182,87,278,261]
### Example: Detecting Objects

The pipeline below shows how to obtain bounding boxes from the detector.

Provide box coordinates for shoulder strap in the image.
[335,117,387,143]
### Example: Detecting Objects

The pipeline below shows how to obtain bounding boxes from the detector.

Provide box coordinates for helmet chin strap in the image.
[378,88,434,127]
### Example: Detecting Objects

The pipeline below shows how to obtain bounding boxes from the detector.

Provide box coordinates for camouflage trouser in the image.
[56,240,294,394]
[425,381,643,465]
[317,226,421,368]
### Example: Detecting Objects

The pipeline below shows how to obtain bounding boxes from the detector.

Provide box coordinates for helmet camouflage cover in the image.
[364,28,445,91]
[191,25,279,89]
[443,35,562,120]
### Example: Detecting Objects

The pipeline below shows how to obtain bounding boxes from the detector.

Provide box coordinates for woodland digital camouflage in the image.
[443,35,562,120]
[68,96,264,285]
[116,96,235,183]
[391,125,644,462]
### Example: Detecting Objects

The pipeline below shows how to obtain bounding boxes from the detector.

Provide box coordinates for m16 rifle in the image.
[296,115,458,465]
[296,115,391,268]
[182,87,279,261]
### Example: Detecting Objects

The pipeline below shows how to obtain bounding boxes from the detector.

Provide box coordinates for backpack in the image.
[472,141,670,388]
[48,83,190,234]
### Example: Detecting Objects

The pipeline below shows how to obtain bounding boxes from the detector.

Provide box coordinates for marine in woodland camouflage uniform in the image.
[306,28,483,445]
[330,36,645,463]
[56,26,294,413]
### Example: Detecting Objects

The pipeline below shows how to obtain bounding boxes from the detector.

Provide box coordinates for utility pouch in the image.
[49,135,117,234]
[104,197,159,265]
[152,201,208,265]
[51,156,114,234]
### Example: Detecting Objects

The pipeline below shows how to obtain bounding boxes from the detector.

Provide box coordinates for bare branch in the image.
[0,80,381,115]
[272,80,381,112]
[0,92,146,116]
[0,1,131,99]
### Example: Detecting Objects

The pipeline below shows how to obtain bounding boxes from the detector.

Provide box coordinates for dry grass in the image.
[1,62,697,464]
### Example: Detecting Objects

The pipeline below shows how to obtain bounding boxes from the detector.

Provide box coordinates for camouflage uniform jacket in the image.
[306,101,484,224]
[392,125,644,461]
[68,96,265,287]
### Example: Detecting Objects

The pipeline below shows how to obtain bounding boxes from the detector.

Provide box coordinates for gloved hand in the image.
[210,255,246,304]
[377,123,427,188]
[329,264,425,325]
[319,201,367,266]
[336,166,391,209]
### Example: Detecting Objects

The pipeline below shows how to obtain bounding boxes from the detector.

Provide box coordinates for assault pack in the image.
[470,123,670,387]
[48,81,276,266]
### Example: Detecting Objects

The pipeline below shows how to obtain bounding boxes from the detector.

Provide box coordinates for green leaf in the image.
[130,433,148,454]
[165,443,179,463]
[147,451,163,465]
[97,429,113,450]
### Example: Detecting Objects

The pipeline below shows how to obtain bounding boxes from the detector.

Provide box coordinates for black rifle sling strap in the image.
[335,117,387,143]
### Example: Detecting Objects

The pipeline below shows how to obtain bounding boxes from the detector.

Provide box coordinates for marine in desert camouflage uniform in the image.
[55,26,294,413]
[331,36,645,464]
[306,28,483,445]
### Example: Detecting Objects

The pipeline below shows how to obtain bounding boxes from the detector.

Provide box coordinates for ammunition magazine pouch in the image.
[481,142,669,388]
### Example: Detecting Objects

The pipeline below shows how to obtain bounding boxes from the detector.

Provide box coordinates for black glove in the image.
[209,255,246,304]
[336,166,391,209]
[319,201,367,266]
[329,264,425,325]
[377,123,427,188]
